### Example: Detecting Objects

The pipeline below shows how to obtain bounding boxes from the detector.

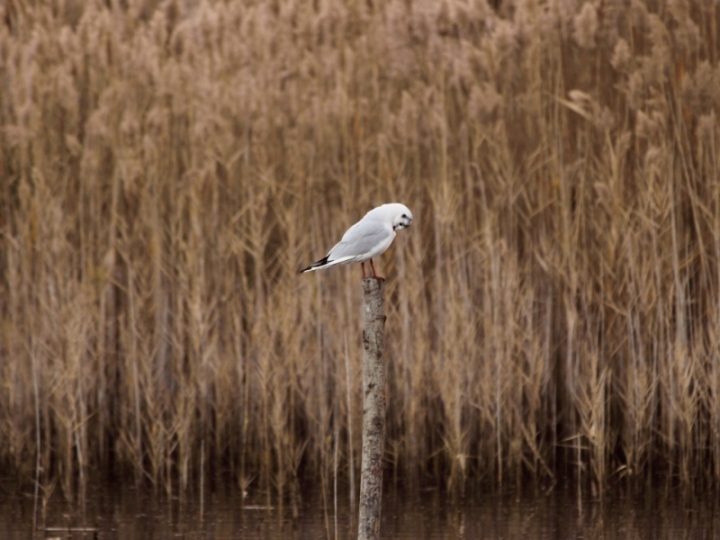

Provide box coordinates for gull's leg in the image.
[361,262,366,279]
[369,259,378,278]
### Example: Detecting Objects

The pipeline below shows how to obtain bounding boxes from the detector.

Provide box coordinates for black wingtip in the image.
[299,255,329,274]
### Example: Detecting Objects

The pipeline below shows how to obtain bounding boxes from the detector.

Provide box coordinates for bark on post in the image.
[358,277,386,540]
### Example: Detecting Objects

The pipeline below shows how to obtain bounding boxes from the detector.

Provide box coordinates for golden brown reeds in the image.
[1,0,720,500]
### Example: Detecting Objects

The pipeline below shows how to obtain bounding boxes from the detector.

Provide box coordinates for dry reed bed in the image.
[1,0,719,499]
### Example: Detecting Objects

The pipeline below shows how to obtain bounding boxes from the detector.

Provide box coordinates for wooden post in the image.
[358,277,386,540]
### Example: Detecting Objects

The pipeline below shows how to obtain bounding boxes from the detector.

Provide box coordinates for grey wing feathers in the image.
[327,220,390,260]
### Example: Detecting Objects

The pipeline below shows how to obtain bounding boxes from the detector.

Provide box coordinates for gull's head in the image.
[385,203,413,231]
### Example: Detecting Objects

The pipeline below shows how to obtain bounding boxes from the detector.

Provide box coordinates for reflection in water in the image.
[0,481,717,539]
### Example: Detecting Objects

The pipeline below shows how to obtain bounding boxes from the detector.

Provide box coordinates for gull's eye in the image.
[401,214,408,219]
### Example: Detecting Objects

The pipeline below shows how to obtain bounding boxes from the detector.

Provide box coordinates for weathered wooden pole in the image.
[358,277,386,540]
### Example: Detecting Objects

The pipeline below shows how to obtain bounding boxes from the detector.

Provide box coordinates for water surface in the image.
[1,481,717,539]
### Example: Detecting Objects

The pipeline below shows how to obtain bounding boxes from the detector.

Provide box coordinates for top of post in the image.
[362,276,385,295]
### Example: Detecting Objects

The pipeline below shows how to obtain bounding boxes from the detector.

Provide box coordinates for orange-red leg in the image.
[369,259,377,278]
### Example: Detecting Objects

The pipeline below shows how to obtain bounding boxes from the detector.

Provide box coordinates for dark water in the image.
[2,481,718,539]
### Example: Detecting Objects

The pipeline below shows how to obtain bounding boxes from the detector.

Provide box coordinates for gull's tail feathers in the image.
[299,255,355,274]
[300,256,330,274]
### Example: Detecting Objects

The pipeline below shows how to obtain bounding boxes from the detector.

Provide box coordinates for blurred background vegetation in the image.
[1,0,719,502]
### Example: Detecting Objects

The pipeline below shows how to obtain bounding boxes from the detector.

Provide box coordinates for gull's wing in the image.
[326,218,393,262]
